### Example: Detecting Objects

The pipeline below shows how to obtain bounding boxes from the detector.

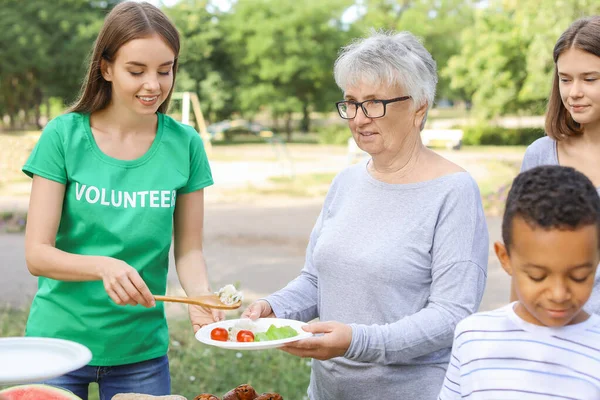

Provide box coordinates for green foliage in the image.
[443,8,532,118]
[0,0,118,129]
[444,0,600,117]
[513,0,600,105]
[166,1,238,123]
[39,98,67,121]
[221,0,356,135]
[462,124,545,146]
[5,0,600,130]
[316,124,352,145]
[358,0,476,101]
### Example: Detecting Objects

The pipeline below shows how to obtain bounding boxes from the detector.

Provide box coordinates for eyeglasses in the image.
[335,96,412,119]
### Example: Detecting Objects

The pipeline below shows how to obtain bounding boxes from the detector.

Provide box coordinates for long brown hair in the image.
[68,1,180,115]
[546,16,600,140]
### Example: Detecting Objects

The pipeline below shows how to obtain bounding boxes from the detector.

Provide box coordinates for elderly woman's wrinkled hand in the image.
[280,321,352,361]
[241,300,275,320]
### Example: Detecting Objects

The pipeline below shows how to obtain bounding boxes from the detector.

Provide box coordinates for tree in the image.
[515,0,600,107]
[444,0,600,118]
[0,0,119,129]
[221,0,356,139]
[165,0,239,123]
[443,7,530,118]
[356,0,476,103]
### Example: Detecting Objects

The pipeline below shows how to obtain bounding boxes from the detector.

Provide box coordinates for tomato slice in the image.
[210,327,229,341]
[236,330,255,342]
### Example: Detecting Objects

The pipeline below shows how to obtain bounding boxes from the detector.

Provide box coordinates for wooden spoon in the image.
[153,294,241,310]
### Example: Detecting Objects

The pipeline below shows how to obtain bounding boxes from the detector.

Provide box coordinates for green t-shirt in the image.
[22,112,213,366]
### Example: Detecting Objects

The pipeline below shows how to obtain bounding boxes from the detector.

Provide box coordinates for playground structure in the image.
[170,92,212,154]
[171,92,295,178]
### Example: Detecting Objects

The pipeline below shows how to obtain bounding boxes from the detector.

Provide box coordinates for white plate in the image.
[195,318,313,350]
[0,337,92,385]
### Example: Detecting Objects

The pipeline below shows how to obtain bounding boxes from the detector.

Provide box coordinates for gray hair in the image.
[334,30,438,113]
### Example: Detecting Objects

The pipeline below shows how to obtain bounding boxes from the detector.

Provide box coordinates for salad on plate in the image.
[196,318,312,350]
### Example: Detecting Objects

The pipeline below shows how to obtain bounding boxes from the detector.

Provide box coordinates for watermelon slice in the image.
[0,384,82,400]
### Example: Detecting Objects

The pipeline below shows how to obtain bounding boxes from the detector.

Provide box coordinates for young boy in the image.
[438,165,600,400]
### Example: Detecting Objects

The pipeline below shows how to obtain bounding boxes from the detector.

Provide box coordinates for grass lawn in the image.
[231,173,336,199]
[224,157,520,216]
[460,145,527,153]
[427,107,471,120]
[476,159,519,216]
[0,133,38,196]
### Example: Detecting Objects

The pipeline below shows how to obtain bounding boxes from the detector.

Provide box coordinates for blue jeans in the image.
[42,355,170,400]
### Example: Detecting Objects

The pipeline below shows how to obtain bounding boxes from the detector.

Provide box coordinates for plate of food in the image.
[0,337,92,385]
[195,318,312,350]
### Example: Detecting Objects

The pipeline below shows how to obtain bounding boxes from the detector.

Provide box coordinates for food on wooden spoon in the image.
[154,284,243,310]
[216,284,243,306]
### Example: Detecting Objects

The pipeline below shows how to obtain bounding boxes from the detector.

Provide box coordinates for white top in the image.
[438,302,600,400]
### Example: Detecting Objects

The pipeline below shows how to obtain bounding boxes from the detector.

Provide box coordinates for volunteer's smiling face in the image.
[102,34,175,116]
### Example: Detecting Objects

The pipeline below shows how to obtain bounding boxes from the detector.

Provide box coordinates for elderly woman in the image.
[242,30,489,399]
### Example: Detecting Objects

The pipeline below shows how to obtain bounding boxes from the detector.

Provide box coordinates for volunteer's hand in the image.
[189,305,224,333]
[100,257,155,308]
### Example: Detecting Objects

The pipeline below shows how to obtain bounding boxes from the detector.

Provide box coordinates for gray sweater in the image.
[521,136,600,314]
[265,161,489,399]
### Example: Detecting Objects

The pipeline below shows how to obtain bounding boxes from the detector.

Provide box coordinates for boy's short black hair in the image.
[502,165,600,252]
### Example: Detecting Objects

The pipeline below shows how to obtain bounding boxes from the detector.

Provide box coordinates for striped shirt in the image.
[438,302,600,400]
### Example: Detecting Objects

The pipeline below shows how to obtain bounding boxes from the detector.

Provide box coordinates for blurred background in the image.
[2,0,599,139]
[1,1,600,399]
